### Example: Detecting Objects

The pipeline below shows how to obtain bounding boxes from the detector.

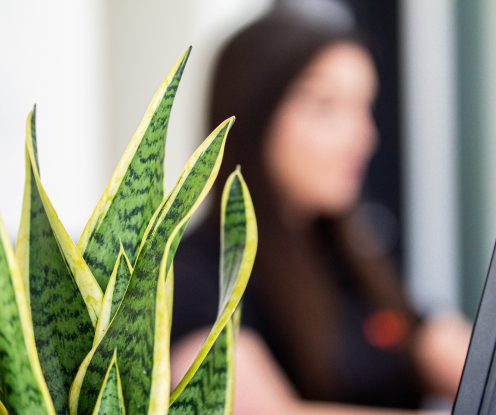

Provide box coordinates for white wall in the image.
[0,0,272,240]
[0,0,106,239]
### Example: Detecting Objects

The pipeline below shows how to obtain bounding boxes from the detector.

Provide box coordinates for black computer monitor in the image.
[453,244,496,414]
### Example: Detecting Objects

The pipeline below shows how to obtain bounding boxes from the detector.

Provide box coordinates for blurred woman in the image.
[171,2,470,414]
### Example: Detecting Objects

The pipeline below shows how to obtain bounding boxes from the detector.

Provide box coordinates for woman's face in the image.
[264,42,378,217]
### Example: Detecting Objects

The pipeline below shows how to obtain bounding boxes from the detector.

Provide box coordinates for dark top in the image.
[171,221,423,409]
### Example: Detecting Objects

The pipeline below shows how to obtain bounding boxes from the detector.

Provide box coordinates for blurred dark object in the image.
[453,244,496,414]
[348,0,402,269]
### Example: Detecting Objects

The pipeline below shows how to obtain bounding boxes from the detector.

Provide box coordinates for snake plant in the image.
[0,47,258,414]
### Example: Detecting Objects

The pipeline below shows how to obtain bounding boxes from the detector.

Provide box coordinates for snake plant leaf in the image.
[91,351,125,415]
[78,47,191,291]
[169,312,239,415]
[0,216,55,414]
[16,109,103,323]
[94,245,133,345]
[15,108,101,413]
[0,401,8,415]
[71,117,235,415]
[169,168,258,413]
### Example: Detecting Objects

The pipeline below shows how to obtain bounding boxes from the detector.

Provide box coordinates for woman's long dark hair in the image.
[206,5,419,401]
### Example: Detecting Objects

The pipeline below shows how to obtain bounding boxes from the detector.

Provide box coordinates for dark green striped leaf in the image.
[169,315,238,415]
[71,117,235,415]
[78,47,191,291]
[92,351,125,415]
[0,216,55,414]
[169,169,258,414]
[15,108,98,414]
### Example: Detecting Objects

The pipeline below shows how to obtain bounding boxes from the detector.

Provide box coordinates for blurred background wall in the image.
[0,0,494,319]
[402,0,459,315]
[0,0,107,242]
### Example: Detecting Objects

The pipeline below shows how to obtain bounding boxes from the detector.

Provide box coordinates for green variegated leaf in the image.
[16,109,103,323]
[169,314,238,415]
[0,216,55,414]
[169,168,257,414]
[94,245,133,345]
[78,47,191,291]
[14,108,100,413]
[70,117,235,415]
[91,351,125,415]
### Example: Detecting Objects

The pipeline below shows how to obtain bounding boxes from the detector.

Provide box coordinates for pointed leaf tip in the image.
[91,351,125,415]
[170,167,257,408]
[19,109,99,413]
[79,46,193,290]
